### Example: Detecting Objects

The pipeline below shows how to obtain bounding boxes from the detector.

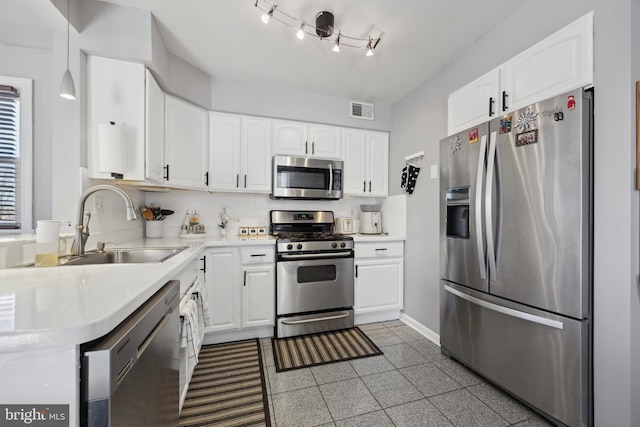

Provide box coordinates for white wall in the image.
[391,0,640,425]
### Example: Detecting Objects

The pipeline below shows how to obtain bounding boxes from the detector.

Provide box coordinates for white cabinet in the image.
[209,113,271,193]
[500,12,593,113]
[203,246,274,334]
[145,69,165,183]
[272,120,342,159]
[343,130,389,197]
[164,95,209,190]
[448,69,500,136]
[204,247,241,332]
[354,241,404,322]
[87,56,147,181]
[447,12,593,135]
[241,247,275,328]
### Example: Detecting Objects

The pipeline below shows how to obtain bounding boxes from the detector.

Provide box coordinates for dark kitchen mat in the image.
[272,327,383,372]
[179,339,271,427]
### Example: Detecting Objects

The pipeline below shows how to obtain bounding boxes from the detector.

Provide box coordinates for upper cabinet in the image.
[343,130,389,197]
[272,120,342,159]
[145,69,165,184]
[87,56,148,181]
[448,12,593,135]
[209,113,271,193]
[164,95,209,190]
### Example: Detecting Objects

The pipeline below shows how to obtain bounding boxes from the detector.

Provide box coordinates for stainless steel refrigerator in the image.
[439,88,592,427]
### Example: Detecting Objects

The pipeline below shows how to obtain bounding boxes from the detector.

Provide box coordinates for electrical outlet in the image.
[95,195,104,214]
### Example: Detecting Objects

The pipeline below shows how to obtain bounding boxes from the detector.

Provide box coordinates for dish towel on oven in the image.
[192,281,212,327]
[180,298,200,373]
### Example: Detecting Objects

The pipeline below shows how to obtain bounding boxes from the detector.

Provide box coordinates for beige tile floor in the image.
[260,321,555,427]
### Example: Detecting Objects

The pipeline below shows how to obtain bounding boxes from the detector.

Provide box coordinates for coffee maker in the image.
[359,204,382,234]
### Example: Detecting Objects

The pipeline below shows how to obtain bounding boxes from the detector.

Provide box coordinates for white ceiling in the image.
[101,0,528,103]
[1,0,528,104]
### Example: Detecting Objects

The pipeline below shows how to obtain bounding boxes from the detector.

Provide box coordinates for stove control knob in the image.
[297,243,303,250]
[287,244,293,250]
[332,242,338,248]
[340,242,346,248]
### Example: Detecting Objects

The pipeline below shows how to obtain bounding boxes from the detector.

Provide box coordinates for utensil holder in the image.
[145,221,164,238]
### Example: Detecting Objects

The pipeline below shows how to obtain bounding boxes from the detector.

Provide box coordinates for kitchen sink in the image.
[56,246,188,266]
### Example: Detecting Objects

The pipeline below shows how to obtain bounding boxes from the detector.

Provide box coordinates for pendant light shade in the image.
[60,69,76,100]
[60,0,76,100]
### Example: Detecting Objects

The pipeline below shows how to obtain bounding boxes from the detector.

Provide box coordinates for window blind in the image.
[0,85,20,229]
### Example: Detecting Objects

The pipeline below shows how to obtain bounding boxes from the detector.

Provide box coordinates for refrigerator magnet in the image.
[499,116,512,134]
[468,128,479,143]
[515,129,539,147]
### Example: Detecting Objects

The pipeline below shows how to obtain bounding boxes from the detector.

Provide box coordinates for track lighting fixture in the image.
[332,32,341,53]
[261,5,276,24]
[60,0,76,100]
[254,0,381,56]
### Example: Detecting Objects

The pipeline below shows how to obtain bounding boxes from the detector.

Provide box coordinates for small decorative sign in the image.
[515,129,539,147]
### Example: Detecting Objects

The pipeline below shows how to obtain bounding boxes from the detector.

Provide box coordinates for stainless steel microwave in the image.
[271,155,343,200]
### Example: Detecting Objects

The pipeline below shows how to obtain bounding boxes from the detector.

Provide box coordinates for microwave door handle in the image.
[328,163,333,195]
[475,134,488,280]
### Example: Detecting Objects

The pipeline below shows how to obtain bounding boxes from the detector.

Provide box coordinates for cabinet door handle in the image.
[305,141,308,154]
[375,248,388,251]
[363,180,366,193]
[312,142,315,155]
[243,271,247,286]
[204,172,209,186]
[502,91,508,112]
[355,265,358,278]
[163,164,170,181]
[200,256,206,274]
[244,174,247,188]
[236,174,239,188]
[368,181,372,193]
[250,254,266,257]
[488,97,495,116]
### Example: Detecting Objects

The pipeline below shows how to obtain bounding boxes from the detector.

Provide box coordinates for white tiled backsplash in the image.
[142,191,389,237]
[0,190,405,268]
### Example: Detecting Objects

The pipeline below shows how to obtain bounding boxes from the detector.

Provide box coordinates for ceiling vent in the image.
[350,101,374,120]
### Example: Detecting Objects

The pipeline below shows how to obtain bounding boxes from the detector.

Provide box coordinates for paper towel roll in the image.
[98,122,125,174]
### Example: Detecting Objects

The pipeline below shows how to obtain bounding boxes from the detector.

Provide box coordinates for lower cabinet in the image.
[354,241,404,322]
[203,246,274,334]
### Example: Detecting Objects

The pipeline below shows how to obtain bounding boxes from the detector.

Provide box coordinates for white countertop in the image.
[0,233,402,353]
[0,234,275,353]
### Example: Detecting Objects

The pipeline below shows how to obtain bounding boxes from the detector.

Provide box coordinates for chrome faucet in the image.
[71,185,138,256]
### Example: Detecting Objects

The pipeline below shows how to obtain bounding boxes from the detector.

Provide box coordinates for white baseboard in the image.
[399,312,440,346]
[355,310,402,325]
[203,326,273,345]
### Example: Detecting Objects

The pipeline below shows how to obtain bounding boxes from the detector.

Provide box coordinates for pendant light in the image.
[60,0,76,100]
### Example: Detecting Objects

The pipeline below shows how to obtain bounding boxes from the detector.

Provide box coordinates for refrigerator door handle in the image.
[443,285,564,330]
[485,131,498,280]
[475,134,488,280]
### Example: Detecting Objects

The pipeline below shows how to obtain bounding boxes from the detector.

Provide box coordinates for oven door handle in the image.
[279,251,353,260]
[281,311,351,325]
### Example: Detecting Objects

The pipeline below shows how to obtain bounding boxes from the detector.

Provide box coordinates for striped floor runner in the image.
[179,339,270,427]
[272,327,383,372]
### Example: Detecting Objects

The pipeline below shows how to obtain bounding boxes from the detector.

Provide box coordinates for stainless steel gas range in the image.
[270,210,354,338]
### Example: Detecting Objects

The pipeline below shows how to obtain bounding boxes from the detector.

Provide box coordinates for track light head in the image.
[262,5,276,23]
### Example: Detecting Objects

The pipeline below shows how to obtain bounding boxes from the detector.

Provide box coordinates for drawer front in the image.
[176,259,199,296]
[241,246,275,264]
[355,241,403,258]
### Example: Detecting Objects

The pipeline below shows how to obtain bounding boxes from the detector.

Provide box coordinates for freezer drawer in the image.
[440,281,591,427]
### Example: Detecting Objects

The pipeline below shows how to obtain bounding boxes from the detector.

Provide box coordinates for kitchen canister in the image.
[145,221,164,238]
[35,220,61,266]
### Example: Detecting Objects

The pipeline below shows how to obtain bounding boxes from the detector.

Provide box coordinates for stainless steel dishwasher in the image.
[81,280,180,427]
